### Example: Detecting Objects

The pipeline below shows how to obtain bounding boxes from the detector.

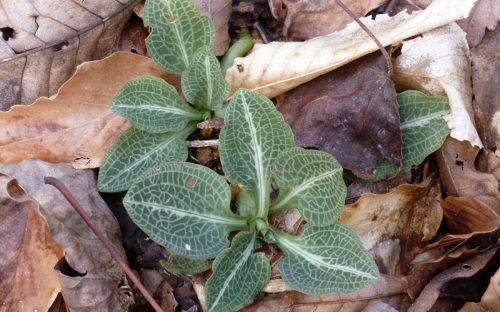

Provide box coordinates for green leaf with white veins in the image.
[111,76,208,133]
[276,223,379,293]
[398,90,450,171]
[124,162,248,259]
[98,124,195,192]
[181,50,230,111]
[206,231,270,312]
[270,147,346,225]
[220,89,294,219]
[144,0,214,74]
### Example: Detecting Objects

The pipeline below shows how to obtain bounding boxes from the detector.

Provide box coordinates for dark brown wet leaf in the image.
[471,27,500,150]
[277,53,401,178]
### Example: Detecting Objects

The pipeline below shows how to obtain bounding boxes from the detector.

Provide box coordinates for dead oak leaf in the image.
[0,174,63,312]
[277,53,401,178]
[0,51,179,169]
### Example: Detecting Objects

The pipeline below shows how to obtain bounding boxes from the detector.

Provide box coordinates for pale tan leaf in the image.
[268,0,388,40]
[0,159,134,312]
[194,0,232,55]
[0,174,64,312]
[393,23,483,147]
[0,51,178,169]
[0,0,138,110]
[340,176,442,251]
[225,0,477,98]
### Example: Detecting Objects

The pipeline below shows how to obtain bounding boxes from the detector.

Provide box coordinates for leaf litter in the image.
[0,0,499,311]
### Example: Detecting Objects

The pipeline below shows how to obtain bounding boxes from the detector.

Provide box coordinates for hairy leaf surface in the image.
[160,254,210,275]
[124,162,247,259]
[397,91,450,170]
[97,125,194,192]
[110,76,206,133]
[181,50,230,111]
[144,0,214,74]
[276,223,379,293]
[205,231,270,312]
[220,89,294,218]
[270,147,346,225]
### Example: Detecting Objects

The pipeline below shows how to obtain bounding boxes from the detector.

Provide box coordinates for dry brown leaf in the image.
[0,0,137,109]
[457,0,500,47]
[268,0,388,40]
[237,275,408,312]
[471,27,500,150]
[460,265,500,312]
[340,176,442,252]
[225,0,477,98]
[0,159,133,311]
[0,174,63,312]
[0,51,178,169]
[194,0,232,56]
[393,23,482,147]
[277,53,401,178]
[442,196,499,234]
[409,248,498,312]
[436,137,500,211]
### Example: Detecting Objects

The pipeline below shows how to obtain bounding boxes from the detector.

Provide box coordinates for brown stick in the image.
[44,177,165,312]
[333,0,394,76]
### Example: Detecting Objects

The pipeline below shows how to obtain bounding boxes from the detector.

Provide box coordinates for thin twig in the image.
[187,139,220,148]
[44,177,165,312]
[334,0,394,76]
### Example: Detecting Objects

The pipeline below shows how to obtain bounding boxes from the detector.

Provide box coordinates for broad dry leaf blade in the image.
[0,174,63,312]
[225,0,478,98]
[0,51,177,169]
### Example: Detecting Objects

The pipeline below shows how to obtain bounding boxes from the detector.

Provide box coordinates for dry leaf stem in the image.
[44,177,165,312]
[333,0,394,76]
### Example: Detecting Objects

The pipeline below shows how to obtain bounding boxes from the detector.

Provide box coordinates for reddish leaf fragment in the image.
[277,53,401,178]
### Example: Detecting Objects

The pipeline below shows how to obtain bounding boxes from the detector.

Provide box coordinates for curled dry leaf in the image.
[409,248,498,312]
[393,23,482,147]
[340,175,442,252]
[0,174,63,311]
[238,275,408,312]
[268,0,388,40]
[194,0,232,55]
[460,264,500,312]
[435,137,500,211]
[0,51,178,169]
[0,160,133,312]
[277,53,401,178]
[442,196,499,234]
[471,27,500,150]
[0,0,137,109]
[225,0,477,98]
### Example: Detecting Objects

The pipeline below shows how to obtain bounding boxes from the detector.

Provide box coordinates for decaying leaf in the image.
[194,0,232,55]
[0,0,138,109]
[471,27,500,150]
[456,0,500,47]
[442,196,499,234]
[435,137,500,210]
[409,248,499,312]
[460,265,500,312]
[0,160,133,312]
[225,0,477,98]
[0,174,63,311]
[238,275,408,312]
[0,52,177,169]
[340,176,442,252]
[277,53,401,178]
[268,0,388,40]
[393,23,482,147]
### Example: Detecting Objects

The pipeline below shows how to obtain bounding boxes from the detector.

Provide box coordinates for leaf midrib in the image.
[279,236,377,279]
[161,0,190,68]
[115,104,202,118]
[400,110,445,129]
[127,200,246,227]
